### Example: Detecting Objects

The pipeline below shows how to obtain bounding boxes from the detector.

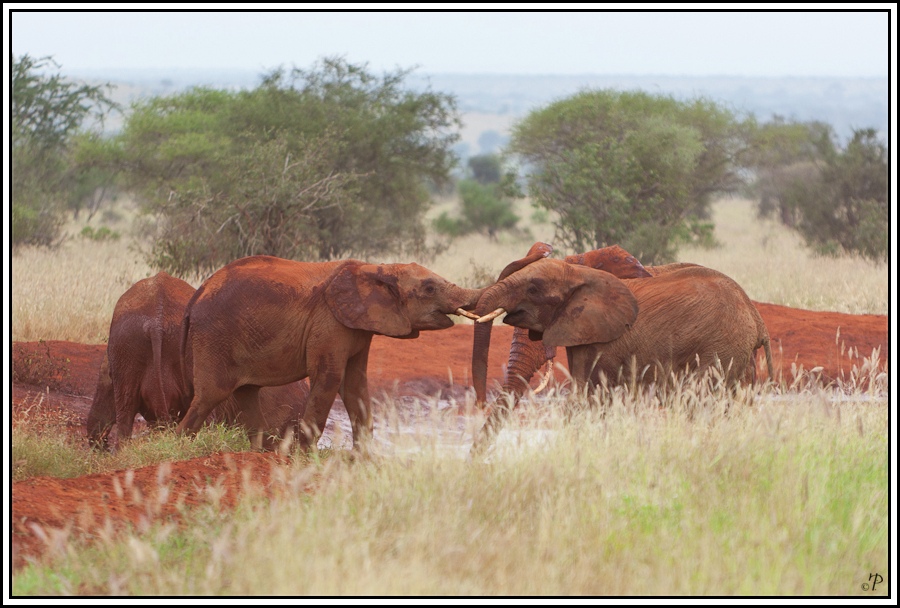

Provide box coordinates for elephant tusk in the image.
[532,362,554,394]
[455,308,481,320]
[476,308,506,323]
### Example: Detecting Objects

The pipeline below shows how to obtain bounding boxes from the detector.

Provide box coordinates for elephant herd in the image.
[86,244,773,454]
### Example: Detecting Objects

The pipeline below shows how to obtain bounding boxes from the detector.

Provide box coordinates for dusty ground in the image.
[9,302,888,572]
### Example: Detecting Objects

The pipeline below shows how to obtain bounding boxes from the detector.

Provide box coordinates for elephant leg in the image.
[469,393,518,458]
[567,348,591,393]
[176,383,233,436]
[340,346,373,450]
[86,358,115,450]
[113,383,141,446]
[297,370,343,452]
[230,385,271,451]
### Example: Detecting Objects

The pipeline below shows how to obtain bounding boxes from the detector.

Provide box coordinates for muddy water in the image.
[317,388,888,460]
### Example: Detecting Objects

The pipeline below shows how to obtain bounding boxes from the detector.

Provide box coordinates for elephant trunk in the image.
[454,286,485,315]
[472,321,494,405]
[504,327,555,397]
[471,280,515,405]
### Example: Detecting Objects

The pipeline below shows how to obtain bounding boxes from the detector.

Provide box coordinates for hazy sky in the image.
[7,6,893,78]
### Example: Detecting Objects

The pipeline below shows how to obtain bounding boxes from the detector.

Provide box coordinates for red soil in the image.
[9,302,888,572]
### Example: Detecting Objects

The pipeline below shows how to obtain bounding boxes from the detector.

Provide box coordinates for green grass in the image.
[12,413,252,481]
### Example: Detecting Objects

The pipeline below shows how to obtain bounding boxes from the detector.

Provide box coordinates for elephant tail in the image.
[762,334,775,385]
[179,305,194,417]
[145,314,169,418]
[755,319,775,385]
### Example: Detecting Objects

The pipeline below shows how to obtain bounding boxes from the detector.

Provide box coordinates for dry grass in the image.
[12,381,888,596]
[10,192,889,594]
[11,196,886,344]
[673,197,888,315]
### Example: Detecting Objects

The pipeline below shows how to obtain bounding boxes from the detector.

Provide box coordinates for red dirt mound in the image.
[10,302,888,572]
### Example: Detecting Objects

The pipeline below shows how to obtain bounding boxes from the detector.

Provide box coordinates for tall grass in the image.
[11,196,886,344]
[671,197,888,315]
[13,387,888,596]
[11,194,889,596]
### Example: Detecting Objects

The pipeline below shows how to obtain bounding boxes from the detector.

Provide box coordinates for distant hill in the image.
[69,68,887,158]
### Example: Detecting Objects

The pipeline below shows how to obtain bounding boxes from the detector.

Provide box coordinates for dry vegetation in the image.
[12,390,888,596]
[11,196,887,345]
[10,195,889,596]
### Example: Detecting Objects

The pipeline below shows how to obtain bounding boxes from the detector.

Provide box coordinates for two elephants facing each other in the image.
[176,255,483,452]
[86,272,311,452]
[470,242,774,451]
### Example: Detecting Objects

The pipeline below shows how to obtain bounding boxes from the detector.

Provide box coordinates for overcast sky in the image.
[7,6,893,78]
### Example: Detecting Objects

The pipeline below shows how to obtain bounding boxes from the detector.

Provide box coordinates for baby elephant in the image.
[86,272,309,451]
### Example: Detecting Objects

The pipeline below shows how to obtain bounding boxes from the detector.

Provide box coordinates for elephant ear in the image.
[542,268,639,348]
[497,242,553,281]
[325,263,413,337]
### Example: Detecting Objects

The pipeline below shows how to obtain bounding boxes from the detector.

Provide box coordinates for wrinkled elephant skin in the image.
[472,243,654,404]
[85,272,309,451]
[176,255,482,451]
[471,250,774,452]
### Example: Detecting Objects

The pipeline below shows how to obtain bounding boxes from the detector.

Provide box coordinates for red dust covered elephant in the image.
[176,255,483,451]
[470,243,774,451]
[86,272,310,451]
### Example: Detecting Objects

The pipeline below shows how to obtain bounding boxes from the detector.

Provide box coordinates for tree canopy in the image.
[787,128,887,260]
[90,57,461,276]
[432,154,521,241]
[742,117,887,261]
[12,54,117,247]
[508,89,744,263]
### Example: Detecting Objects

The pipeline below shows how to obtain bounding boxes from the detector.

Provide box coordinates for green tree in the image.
[433,155,522,241]
[508,90,743,263]
[95,57,460,275]
[12,54,117,247]
[742,115,836,227]
[467,154,503,184]
[784,128,887,261]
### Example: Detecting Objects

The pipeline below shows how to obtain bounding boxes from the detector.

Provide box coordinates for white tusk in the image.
[533,362,554,394]
[476,308,506,323]
[455,308,481,320]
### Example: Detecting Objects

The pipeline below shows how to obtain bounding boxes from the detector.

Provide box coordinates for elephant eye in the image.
[527,284,539,297]
[424,284,436,296]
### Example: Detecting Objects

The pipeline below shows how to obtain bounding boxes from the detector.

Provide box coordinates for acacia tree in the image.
[95,57,460,276]
[433,154,521,240]
[788,128,887,260]
[508,90,743,263]
[742,118,887,261]
[742,115,835,227]
[12,54,117,247]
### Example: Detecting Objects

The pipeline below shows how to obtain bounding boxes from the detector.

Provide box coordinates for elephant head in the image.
[564,245,652,279]
[472,243,649,405]
[474,258,638,347]
[325,262,482,339]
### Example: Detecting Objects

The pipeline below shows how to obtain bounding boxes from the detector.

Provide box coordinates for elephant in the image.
[470,250,774,450]
[472,242,654,405]
[86,272,311,452]
[175,255,483,451]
